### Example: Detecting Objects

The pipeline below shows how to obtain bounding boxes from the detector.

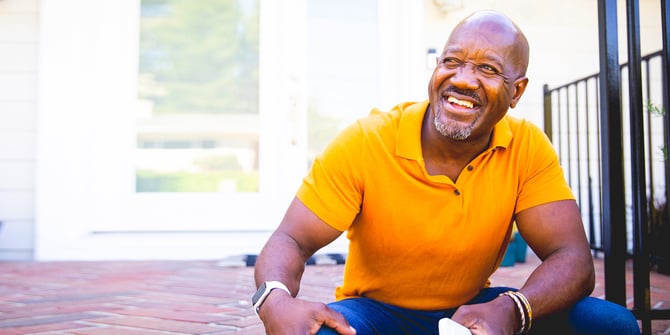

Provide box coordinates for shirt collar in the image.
[395,100,513,160]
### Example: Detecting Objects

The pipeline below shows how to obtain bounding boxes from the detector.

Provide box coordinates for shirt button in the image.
[467,165,474,171]
[454,189,461,196]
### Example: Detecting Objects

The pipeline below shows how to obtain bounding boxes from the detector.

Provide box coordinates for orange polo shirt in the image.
[297,100,574,310]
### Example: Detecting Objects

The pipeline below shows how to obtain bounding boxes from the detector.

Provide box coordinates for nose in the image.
[450,63,479,89]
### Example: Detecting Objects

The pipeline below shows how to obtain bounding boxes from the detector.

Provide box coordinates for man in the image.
[253,10,640,335]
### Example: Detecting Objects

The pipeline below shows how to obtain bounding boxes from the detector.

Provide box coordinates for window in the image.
[136,0,260,193]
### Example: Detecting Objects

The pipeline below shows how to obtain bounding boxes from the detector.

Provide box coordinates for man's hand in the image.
[451,296,518,335]
[259,291,356,335]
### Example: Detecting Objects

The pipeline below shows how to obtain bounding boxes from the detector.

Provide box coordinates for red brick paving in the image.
[0,254,668,334]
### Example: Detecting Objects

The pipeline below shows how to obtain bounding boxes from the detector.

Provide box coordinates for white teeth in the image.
[447,96,474,109]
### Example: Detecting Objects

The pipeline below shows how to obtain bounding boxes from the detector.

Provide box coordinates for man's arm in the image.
[513,199,595,317]
[254,197,356,335]
[452,199,594,334]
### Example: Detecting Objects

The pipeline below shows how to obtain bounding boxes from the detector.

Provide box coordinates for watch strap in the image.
[252,281,291,315]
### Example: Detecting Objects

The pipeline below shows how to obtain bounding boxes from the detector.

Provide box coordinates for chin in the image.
[434,117,473,140]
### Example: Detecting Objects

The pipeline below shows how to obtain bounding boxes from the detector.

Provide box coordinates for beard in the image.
[433,110,477,140]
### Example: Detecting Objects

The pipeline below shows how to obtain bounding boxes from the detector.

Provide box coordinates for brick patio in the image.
[0,253,669,334]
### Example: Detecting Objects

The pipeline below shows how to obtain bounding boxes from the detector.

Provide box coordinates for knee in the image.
[569,298,641,335]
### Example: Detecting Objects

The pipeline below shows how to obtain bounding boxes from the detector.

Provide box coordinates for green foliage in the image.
[136,169,258,192]
[646,101,668,161]
[193,154,242,171]
[139,0,259,115]
[646,101,666,116]
[307,103,343,157]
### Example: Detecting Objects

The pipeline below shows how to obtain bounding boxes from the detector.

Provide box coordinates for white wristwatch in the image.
[252,281,291,315]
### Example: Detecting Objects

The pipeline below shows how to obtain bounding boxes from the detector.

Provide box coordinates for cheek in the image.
[484,85,513,117]
[493,84,514,106]
[429,68,449,92]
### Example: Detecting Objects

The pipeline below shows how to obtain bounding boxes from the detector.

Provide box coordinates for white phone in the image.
[438,318,472,335]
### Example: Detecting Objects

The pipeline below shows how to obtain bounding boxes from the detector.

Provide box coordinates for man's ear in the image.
[509,76,529,108]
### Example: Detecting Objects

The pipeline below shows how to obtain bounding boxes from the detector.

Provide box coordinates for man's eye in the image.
[442,57,462,67]
[478,64,500,75]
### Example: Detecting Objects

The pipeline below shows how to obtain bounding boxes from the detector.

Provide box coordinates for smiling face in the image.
[428,11,529,141]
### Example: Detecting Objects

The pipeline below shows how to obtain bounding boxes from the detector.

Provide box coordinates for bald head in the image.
[446,10,529,78]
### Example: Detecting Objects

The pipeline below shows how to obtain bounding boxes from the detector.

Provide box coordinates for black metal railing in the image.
[544,50,668,255]
[543,1,670,331]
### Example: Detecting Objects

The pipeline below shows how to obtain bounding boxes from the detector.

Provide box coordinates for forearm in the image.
[254,230,311,295]
[518,247,595,319]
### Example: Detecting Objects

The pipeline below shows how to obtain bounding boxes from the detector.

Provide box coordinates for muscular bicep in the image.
[515,200,591,261]
[274,197,344,258]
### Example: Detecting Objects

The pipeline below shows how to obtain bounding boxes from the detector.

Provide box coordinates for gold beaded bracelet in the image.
[499,291,533,334]
[499,291,526,334]
[511,291,533,333]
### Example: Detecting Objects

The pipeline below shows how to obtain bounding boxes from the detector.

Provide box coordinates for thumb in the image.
[320,309,356,335]
[323,322,356,335]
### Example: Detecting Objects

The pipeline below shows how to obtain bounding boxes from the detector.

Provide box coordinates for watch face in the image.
[252,282,268,305]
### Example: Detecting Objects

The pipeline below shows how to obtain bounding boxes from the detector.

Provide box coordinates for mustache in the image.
[445,86,480,103]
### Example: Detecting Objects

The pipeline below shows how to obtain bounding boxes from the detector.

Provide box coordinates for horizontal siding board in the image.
[0,102,36,130]
[0,249,33,260]
[0,219,34,249]
[0,42,38,72]
[0,0,39,13]
[0,73,37,101]
[0,161,34,189]
[0,131,35,160]
[0,13,39,42]
[0,190,34,220]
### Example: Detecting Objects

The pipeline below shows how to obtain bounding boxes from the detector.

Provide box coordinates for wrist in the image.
[252,281,292,316]
[257,288,292,319]
[498,291,533,334]
[495,294,520,332]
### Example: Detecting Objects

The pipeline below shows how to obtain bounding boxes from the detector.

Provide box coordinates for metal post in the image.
[574,84,583,208]
[584,80,597,255]
[661,0,670,274]
[543,84,553,140]
[625,0,651,333]
[597,0,627,305]
[557,89,564,163]
[566,87,573,186]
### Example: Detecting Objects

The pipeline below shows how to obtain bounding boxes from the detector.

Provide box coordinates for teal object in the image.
[514,232,528,262]
[500,238,517,267]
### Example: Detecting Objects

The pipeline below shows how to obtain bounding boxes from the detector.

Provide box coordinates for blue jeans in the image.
[316,287,640,335]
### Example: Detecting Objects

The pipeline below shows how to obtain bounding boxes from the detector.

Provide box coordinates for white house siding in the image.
[0,0,39,260]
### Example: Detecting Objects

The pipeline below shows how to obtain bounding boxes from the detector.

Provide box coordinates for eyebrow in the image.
[443,46,505,66]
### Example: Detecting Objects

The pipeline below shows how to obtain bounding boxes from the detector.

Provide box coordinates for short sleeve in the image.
[515,123,575,214]
[296,122,365,231]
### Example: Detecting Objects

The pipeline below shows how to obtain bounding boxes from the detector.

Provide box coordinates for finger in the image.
[309,319,356,335]
[451,306,479,328]
[318,307,356,335]
[325,323,356,335]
